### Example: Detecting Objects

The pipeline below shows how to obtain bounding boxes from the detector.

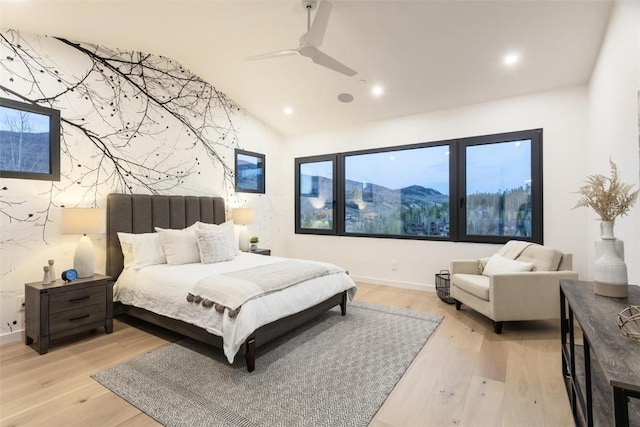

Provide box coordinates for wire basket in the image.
[435,270,455,304]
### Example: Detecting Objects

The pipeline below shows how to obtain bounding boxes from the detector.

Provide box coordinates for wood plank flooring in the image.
[0,282,573,426]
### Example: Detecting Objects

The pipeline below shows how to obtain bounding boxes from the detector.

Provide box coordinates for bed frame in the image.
[106,193,347,371]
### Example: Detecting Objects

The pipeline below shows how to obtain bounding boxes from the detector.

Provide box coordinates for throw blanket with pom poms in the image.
[187,260,343,317]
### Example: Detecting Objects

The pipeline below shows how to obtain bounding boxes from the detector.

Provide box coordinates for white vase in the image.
[593,220,628,298]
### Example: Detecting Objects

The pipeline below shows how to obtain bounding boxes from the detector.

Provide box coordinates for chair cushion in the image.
[452,274,490,301]
[516,244,562,271]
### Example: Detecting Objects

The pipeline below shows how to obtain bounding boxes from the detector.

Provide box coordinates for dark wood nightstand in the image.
[25,274,113,354]
[250,248,271,256]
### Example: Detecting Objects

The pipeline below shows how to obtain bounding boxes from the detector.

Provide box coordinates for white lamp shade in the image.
[61,208,106,235]
[74,235,96,278]
[231,208,255,225]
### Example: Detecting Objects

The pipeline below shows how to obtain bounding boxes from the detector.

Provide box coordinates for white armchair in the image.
[450,242,578,334]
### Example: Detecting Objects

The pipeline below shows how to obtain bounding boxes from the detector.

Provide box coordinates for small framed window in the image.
[234,149,265,194]
[295,155,337,234]
[0,97,61,181]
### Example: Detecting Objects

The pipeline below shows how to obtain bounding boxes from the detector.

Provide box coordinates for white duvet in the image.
[113,252,357,363]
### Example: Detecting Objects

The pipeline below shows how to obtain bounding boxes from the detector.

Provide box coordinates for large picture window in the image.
[294,129,542,244]
[343,144,450,238]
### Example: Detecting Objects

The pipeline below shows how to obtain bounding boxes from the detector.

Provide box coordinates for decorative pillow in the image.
[117,232,167,269]
[155,227,200,265]
[516,244,563,271]
[482,254,533,277]
[477,257,491,274]
[196,220,239,254]
[195,229,236,263]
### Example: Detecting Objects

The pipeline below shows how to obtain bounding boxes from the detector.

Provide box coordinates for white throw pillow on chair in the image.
[482,254,533,276]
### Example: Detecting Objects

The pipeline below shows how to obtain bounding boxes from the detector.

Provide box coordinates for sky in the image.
[300,140,532,195]
[0,106,50,133]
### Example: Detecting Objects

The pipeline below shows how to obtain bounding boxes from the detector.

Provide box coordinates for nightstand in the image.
[25,274,113,354]
[250,248,271,256]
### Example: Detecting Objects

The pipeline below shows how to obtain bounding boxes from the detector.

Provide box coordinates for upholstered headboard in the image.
[106,193,226,279]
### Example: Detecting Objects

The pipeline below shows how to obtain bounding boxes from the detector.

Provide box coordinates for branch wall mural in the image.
[0,29,283,334]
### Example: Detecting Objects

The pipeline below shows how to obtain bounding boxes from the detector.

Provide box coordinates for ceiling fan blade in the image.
[246,49,299,61]
[303,0,332,47]
[310,49,357,76]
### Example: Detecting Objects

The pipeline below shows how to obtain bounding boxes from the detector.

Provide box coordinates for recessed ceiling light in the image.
[503,53,520,66]
[371,85,384,97]
[337,93,354,103]
[283,106,293,115]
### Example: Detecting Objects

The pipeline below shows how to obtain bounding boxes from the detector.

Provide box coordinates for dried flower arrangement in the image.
[574,159,639,221]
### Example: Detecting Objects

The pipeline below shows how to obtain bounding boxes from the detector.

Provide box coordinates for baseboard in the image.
[0,329,23,346]
[350,275,435,293]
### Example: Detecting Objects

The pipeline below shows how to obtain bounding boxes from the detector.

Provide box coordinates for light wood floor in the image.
[0,282,573,426]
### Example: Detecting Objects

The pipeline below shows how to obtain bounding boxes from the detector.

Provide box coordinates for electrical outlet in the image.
[17,295,25,312]
[391,259,398,271]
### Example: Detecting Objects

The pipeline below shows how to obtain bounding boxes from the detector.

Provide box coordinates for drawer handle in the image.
[69,314,90,322]
[69,296,90,303]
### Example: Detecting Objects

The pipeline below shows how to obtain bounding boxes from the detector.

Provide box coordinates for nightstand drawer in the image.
[49,286,106,314]
[49,303,106,334]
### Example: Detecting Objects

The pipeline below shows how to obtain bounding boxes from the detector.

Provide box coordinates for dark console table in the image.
[560,280,640,427]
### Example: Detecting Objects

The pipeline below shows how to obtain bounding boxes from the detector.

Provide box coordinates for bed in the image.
[106,193,356,371]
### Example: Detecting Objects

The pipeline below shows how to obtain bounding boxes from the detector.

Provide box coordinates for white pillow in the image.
[117,232,167,269]
[196,220,239,254]
[482,254,533,277]
[195,229,236,263]
[155,227,200,265]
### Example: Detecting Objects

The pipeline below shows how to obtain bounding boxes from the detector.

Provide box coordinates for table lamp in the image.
[61,208,106,278]
[231,208,255,252]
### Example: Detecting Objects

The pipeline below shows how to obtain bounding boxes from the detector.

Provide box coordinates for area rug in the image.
[92,301,442,427]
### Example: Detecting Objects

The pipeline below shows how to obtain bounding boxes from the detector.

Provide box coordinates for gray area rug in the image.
[92,301,442,427]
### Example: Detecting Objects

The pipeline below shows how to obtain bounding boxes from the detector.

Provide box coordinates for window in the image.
[343,144,450,238]
[295,155,337,234]
[458,130,542,244]
[234,149,265,193]
[0,97,61,181]
[294,129,542,244]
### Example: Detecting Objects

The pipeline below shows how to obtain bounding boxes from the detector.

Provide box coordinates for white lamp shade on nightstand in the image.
[231,208,255,252]
[61,208,106,278]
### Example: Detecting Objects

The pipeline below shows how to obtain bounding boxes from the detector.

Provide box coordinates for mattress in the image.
[114,252,356,362]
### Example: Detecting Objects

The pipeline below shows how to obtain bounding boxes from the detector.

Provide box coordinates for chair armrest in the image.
[451,259,480,275]
[490,270,579,320]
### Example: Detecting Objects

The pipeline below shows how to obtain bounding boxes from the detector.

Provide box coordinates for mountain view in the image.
[300,175,532,238]
[236,157,263,191]
[0,130,51,174]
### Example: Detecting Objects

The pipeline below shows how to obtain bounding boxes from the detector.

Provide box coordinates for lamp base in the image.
[74,235,96,278]
[239,227,250,252]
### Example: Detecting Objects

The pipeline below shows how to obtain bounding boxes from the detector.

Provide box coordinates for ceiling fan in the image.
[246,0,357,77]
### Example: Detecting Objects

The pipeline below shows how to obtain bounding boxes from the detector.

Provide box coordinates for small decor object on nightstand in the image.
[249,236,259,252]
[48,259,56,283]
[62,268,78,282]
[42,266,51,285]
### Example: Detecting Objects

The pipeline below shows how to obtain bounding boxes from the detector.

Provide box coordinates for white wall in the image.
[281,86,590,290]
[587,0,640,284]
[0,31,285,342]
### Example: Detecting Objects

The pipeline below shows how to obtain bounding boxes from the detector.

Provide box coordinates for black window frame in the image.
[294,129,543,245]
[0,97,61,181]
[294,154,338,235]
[234,148,265,194]
[456,129,543,244]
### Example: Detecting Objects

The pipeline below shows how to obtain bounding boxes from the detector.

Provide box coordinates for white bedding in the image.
[114,252,357,363]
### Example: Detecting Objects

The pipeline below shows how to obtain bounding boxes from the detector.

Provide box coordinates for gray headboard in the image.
[106,193,226,279]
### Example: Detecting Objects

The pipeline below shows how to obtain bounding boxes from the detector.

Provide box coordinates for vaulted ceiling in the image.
[0,0,613,136]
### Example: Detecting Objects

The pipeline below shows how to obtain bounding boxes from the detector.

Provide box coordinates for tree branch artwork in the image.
[0,30,245,253]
